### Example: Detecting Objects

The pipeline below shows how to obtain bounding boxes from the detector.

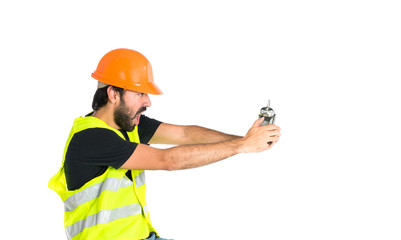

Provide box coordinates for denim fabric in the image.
[143,232,173,240]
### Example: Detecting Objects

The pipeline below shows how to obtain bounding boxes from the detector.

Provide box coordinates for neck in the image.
[92,106,120,130]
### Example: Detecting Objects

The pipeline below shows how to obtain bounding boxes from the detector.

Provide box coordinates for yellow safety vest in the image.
[49,116,157,240]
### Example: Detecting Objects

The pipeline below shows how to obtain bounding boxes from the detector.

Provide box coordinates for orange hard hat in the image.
[91,48,163,95]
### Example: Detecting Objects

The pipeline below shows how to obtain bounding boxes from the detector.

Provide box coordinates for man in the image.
[49,48,281,240]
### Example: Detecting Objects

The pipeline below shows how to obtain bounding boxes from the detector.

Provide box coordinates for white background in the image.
[1,0,400,239]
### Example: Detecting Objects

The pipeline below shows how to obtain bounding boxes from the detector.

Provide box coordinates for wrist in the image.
[232,137,247,154]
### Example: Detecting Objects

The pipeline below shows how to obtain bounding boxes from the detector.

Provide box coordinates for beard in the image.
[114,99,146,132]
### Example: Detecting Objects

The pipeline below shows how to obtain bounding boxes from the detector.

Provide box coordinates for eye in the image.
[138,93,144,97]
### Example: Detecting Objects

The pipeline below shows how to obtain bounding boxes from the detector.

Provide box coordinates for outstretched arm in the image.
[149,123,241,145]
[121,118,281,171]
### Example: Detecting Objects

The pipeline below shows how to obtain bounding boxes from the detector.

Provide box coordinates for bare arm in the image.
[148,123,241,145]
[121,118,281,171]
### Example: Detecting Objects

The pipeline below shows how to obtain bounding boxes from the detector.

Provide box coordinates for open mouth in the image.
[132,107,147,124]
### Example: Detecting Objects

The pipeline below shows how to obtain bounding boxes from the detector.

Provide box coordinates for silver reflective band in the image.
[64,177,133,212]
[143,205,149,216]
[135,171,146,187]
[65,203,143,239]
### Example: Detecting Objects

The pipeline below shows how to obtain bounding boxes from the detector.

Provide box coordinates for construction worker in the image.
[49,48,281,240]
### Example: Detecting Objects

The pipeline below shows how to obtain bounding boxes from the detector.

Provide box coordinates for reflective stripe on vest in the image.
[64,176,134,212]
[64,172,146,212]
[49,116,157,239]
[135,171,146,188]
[66,203,146,239]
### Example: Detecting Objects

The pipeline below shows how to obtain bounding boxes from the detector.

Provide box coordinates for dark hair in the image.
[92,86,125,111]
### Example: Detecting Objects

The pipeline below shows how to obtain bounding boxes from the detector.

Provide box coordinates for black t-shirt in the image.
[64,115,162,190]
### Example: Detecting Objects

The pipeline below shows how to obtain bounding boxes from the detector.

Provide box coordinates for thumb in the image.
[252,117,264,127]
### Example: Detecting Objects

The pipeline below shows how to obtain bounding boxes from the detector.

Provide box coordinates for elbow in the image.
[162,150,181,171]
[165,159,180,171]
[166,163,178,171]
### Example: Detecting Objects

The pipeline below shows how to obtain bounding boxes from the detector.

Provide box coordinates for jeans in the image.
[143,232,173,240]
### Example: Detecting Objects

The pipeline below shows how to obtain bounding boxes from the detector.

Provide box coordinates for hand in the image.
[239,118,281,153]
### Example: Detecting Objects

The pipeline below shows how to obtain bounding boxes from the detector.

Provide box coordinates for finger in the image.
[268,129,281,137]
[270,137,279,146]
[263,124,280,131]
[272,132,281,139]
[271,125,281,131]
[267,135,280,143]
[253,118,265,127]
[270,125,281,131]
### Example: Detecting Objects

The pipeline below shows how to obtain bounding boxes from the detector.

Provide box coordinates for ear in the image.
[107,86,120,104]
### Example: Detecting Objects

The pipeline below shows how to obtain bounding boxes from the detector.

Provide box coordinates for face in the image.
[114,91,151,131]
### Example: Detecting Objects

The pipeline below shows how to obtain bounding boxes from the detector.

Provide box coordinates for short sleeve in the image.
[138,115,162,144]
[65,128,138,190]
[70,128,138,169]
